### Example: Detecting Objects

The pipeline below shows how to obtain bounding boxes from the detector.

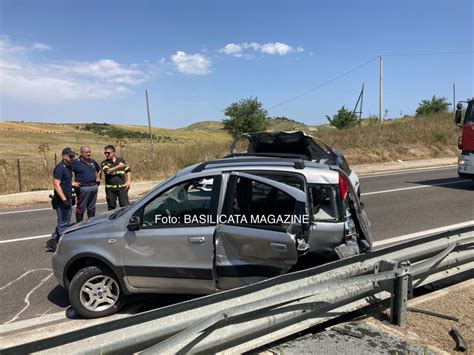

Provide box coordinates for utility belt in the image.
[78,182,99,187]
[49,191,76,210]
[106,184,127,189]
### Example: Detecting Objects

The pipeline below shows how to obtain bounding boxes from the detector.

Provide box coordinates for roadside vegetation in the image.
[0,97,460,195]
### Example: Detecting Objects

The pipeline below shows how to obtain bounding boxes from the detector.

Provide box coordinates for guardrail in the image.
[3,225,474,354]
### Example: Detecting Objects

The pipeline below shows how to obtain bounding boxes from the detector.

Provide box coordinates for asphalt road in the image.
[0,166,473,327]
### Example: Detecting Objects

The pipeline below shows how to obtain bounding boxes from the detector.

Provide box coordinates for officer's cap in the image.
[62,147,77,157]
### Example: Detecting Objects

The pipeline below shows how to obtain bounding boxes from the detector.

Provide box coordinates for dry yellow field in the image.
[0,113,460,195]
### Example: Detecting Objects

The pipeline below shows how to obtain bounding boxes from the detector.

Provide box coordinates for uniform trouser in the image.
[75,185,99,222]
[106,188,129,211]
[51,203,72,241]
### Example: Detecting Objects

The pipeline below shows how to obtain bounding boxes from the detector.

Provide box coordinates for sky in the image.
[0,0,473,128]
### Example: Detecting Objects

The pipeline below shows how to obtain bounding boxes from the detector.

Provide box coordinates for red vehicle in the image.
[455,98,474,178]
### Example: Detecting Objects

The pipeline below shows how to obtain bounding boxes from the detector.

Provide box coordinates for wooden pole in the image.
[17,159,22,192]
[379,55,383,122]
[145,90,154,152]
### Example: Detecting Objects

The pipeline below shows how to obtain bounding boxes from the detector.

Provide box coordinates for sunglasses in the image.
[104,151,113,155]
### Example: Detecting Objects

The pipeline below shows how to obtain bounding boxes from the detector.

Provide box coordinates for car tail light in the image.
[458,136,463,150]
[339,174,349,200]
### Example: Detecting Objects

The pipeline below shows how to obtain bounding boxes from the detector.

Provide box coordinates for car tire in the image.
[69,265,124,319]
[458,172,473,179]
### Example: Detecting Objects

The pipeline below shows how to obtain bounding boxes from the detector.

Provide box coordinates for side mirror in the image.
[455,110,462,126]
[127,216,141,231]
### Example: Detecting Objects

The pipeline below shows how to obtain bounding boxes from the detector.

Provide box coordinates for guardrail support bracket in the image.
[390,261,411,328]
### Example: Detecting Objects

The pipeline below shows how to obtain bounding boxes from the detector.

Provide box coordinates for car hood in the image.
[63,210,114,234]
[244,131,335,162]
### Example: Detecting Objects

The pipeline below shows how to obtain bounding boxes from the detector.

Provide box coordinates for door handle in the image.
[269,242,288,252]
[188,236,206,244]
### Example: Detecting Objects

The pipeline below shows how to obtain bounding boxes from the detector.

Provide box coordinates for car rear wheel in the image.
[69,265,124,318]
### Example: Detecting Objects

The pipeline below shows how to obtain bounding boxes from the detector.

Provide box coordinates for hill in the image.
[182,117,311,132]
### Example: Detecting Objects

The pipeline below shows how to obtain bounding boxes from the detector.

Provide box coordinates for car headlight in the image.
[458,159,470,166]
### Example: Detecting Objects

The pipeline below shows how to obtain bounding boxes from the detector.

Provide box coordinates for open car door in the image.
[214,171,308,290]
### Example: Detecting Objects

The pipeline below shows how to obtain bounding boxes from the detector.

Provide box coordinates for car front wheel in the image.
[69,265,124,318]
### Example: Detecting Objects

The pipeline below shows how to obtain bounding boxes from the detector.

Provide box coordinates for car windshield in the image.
[465,102,474,124]
[108,175,177,220]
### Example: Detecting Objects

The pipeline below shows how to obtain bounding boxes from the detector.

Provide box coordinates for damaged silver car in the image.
[231,131,361,196]
[52,156,372,318]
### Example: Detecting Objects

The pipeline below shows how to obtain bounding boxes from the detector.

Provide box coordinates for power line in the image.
[267,56,379,111]
[383,50,474,57]
[267,50,473,112]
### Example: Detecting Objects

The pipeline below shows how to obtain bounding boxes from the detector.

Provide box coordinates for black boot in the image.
[76,213,84,223]
[46,238,58,252]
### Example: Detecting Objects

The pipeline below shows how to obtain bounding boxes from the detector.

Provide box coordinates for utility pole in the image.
[145,89,154,152]
[453,83,456,111]
[379,55,383,122]
[353,83,364,121]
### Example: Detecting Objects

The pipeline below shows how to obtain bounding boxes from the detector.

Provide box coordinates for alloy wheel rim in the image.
[79,275,120,312]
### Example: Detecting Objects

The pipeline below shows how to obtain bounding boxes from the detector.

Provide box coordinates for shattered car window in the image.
[309,184,339,222]
[228,176,296,230]
[251,173,304,191]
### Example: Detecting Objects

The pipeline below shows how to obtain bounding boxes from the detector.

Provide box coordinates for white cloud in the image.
[220,43,243,57]
[0,36,147,102]
[220,41,305,57]
[32,42,52,51]
[260,42,292,55]
[171,51,211,75]
[67,59,147,85]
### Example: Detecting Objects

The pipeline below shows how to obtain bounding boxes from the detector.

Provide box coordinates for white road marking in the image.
[0,202,108,216]
[0,234,50,244]
[4,272,54,325]
[0,207,51,215]
[361,179,469,196]
[373,220,474,247]
[359,165,457,178]
[0,268,52,291]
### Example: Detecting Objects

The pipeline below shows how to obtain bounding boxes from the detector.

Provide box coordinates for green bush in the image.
[326,106,360,129]
[83,123,157,141]
[223,97,268,139]
[415,96,450,117]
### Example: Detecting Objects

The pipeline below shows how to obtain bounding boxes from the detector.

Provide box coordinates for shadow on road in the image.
[47,286,69,308]
[410,177,474,191]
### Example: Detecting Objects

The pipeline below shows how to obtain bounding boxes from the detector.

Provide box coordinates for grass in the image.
[0,112,460,195]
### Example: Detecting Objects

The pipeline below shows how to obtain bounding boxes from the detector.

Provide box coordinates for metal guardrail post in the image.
[390,261,411,327]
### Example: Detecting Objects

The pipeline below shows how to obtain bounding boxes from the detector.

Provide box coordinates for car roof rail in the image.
[224,152,311,160]
[191,157,306,173]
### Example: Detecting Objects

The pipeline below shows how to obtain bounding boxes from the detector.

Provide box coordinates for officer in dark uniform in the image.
[46,147,80,252]
[101,145,131,210]
[72,145,101,222]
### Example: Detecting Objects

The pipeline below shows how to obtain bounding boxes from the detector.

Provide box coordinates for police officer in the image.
[101,145,131,210]
[72,145,101,222]
[46,148,80,252]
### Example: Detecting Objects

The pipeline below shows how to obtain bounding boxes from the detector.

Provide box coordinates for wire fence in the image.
[0,141,230,195]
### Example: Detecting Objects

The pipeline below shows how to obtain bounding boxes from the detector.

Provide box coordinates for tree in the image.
[415,96,450,117]
[326,106,359,129]
[38,143,50,169]
[223,97,268,139]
